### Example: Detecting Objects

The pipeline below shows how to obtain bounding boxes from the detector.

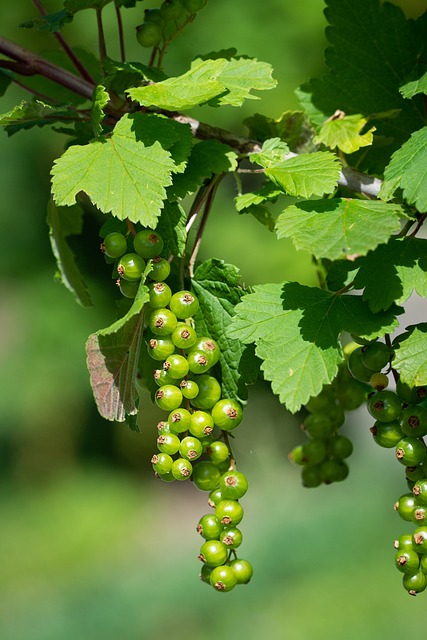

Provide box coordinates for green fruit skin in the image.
[395,437,426,467]
[370,421,404,448]
[301,464,322,488]
[347,347,375,382]
[400,405,427,438]
[169,290,199,319]
[211,399,243,431]
[220,527,243,550]
[198,540,228,567]
[190,375,222,410]
[117,253,145,282]
[103,232,127,258]
[412,527,427,554]
[395,548,420,573]
[360,341,391,371]
[155,384,183,411]
[412,479,427,505]
[210,565,237,592]
[148,282,172,308]
[219,471,248,500]
[367,390,402,423]
[396,381,427,405]
[119,278,140,299]
[197,514,223,540]
[394,493,417,521]
[133,229,164,258]
[136,22,162,47]
[192,461,221,492]
[402,570,427,594]
[230,558,253,584]
[215,499,244,526]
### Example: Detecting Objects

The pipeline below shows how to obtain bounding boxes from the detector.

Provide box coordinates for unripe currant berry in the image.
[168,407,192,433]
[412,479,427,505]
[157,432,180,455]
[396,380,427,405]
[147,336,175,361]
[193,337,220,367]
[155,384,183,411]
[179,378,199,400]
[192,460,221,491]
[207,440,229,464]
[369,372,389,391]
[117,253,145,282]
[136,22,162,47]
[154,368,176,387]
[211,399,243,431]
[119,278,140,299]
[160,0,185,21]
[198,539,228,567]
[219,470,248,500]
[394,493,417,521]
[412,527,427,554]
[400,406,427,438]
[209,565,237,592]
[144,8,167,28]
[186,350,211,375]
[367,390,402,423]
[301,464,322,488]
[189,410,214,438]
[220,526,242,550]
[230,558,253,584]
[395,548,420,574]
[164,353,189,379]
[169,290,199,319]
[102,232,127,258]
[190,375,221,410]
[347,347,375,382]
[179,436,203,461]
[370,420,403,448]
[183,0,207,13]
[171,323,197,350]
[171,457,193,480]
[151,452,173,474]
[149,257,170,282]
[360,341,391,371]
[197,514,223,540]
[148,282,172,309]
[215,499,244,526]
[395,437,426,467]
[148,308,177,336]
[133,229,164,258]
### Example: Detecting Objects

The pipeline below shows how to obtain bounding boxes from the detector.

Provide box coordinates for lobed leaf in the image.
[392,324,427,387]
[354,237,427,312]
[0,100,76,135]
[400,67,427,99]
[275,198,403,261]
[155,201,187,258]
[228,282,401,412]
[264,151,341,198]
[91,85,109,138]
[46,200,92,307]
[51,113,178,226]
[209,57,277,107]
[192,259,258,402]
[86,281,150,422]
[380,126,427,212]
[20,9,74,32]
[314,114,376,155]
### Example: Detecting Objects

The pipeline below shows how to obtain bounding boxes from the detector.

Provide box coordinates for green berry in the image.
[148,308,177,336]
[413,479,427,505]
[171,323,197,349]
[207,440,229,464]
[360,341,391,371]
[402,570,427,595]
[149,257,170,282]
[212,399,243,431]
[190,411,214,437]
[198,539,228,567]
[303,413,334,440]
[413,527,427,554]
[144,8,167,27]
[134,229,164,258]
[154,368,176,387]
[301,464,322,488]
[160,0,185,21]
[168,407,192,433]
[394,493,417,521]
[187,349,211,374]
[155,384,183,411]
[151,452,173,474]
[169,290,199,319]
[329,435,353,459]
[148,282,172,308]
[192,460,221,491]
[190,375,221,410]
[301,439,328,465]
[192,337,220,367]
[208,488,223,507]
[219,470,248,500]
[319,459,349,484]
[400,405,427,438]
[147,336,175,361]
[230,558,253,584]
[171,457,193,480]
[136,22,162,47]
[156,432,180,455]
[197,514,223,540]
[179,378,199,400]
[164,353,189,379]
[215,499,244,526]
[370,420,403,448]
[117,253,145,282]
[210,565,237,592]
[347,347,375,382]
[395,437,426,467]
[394,534,414,550]
[412,505,427,526]
[220,527,242,550]
[179,435,203,461]
[395,548,420,573]
[370,372,389,391]
[396,381,427,405]
[183,0,207,13]
[367,390,402,423]
[119,278,140,299]
[103,232,127,258]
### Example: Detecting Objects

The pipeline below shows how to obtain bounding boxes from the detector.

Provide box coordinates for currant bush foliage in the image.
[1,0,427,594]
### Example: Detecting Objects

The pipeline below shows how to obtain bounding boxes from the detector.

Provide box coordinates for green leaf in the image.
[228,282,401,412]
[250,138,290,168]
[91,85,109,137]
[380,126,427,212]
[393,324,427,387]
[155,201,187,258]
[20,9,74,32]
[86,281,150,422]
[400,66,427,99]
[127,59,227,111]
[275,198,403,261]
[46,200,92,307]
[192,259,257,402]
[263,152,341,198]
[208,57,277,107]
[127,57,276,111]
[354,237,427,312]
[235,182,282,232]
[0,70,12,98]
[104,58,167,94]
[171,139,237,199]
[300,0,426,169]
[0,100,76,135]
[244,110,315,154]
[314,113,376,154]
[51,113,177,226]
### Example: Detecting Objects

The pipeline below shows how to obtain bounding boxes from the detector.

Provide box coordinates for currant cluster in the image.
[347,337,427,595]
[136,0,207,49]
[100,226,170,297]
[288,363,362,487]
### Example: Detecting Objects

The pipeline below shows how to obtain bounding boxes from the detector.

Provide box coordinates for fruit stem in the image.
[188,175,223,277]
[114,2,126,63]
[96,7,107,76]
[221,430,236,471]
[333,280,355,296]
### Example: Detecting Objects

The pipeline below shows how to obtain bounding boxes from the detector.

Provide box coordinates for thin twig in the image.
[32,0,94,83]
[333,281,355,296]
[188,177,222,277]
[114,2,126,63]
[221,430,236,471]
[185,182,215,234]
[409,213,426,238]
[96,7,107,75]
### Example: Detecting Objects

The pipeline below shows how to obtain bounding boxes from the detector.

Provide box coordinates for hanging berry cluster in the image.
[101,225,253,592]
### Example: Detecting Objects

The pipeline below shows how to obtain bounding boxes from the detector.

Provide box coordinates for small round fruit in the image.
[402,570,427,595]
[144,8,167,28]
[367,390,402,423]
[210,565,237,592]
[208,488,223,507]
[103,232,127,258]
[190,411,214,438]
[192,461,221,491]
[319,459,349,484]
[395,548,420,573]
[171,457,192,480]
[400,405,427,438]
[360,341,391,371]
[413,527,427,554]
[180,379,199,400]
[180,435,203,461]
[198,540,228,567]
[155,384,183,411]
[329,435,353,459]
[156,432,180,455]
[347,347,375,382]
[190,375,222,410]
[148,308,177,336]
[220,527,242,549]
[147,336,175,361]
[197,514,223,540]
[186,350,211,374]
[394,534,414,550]
[412,479,427,505]
[117,253,145,282]
[160,0,184,21]
[207,440,229,464]
[151,452,173,474]
[301,464,322,488]
[395,437,426,467]
[183,0,207,13]
[168,407,192,433]
[219,470,248,500]
[394,493,417,521]
[301,439,327,466]
[169,290,199,319]
[134,229,164,258]
[148,257,170,282]
[171,323,197,349]
[215,499,244,526]
[230,558,253,584]
[192,337,220,367]
[164,354,189,379]
[119,278,140,299]
[148,282,172,308]
[212,399,243,431]
[370,372,389,391]
[370,420,404,448]
[303,413,334,440]
[396,381,427,405]
[136,22,162,47]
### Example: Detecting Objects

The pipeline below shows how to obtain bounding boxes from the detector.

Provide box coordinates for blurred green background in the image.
[1,1,427,639]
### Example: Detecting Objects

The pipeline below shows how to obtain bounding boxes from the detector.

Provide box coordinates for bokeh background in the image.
[1,1,427,638]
